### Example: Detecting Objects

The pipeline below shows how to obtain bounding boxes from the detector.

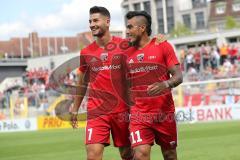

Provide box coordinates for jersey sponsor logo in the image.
[137,53,144,62]
[100,53,108,62]
[129,65,158,73]
[148,55,157,60]
[91,64,121,72]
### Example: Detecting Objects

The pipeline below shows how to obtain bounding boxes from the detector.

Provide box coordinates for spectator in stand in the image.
[210,47,220,70]
[220,44,228,65]
[38,96,49,113]
[39,83,46,100]
[186,49,194,71]
[180,48,186,63]
[31,81,39,106]
[223,59,233,74]
[32,81,39,93]
[229,44,238,65]
[187,67,198,81]
[13,97,24,116]
[194,48,201,72]
[179,48,186,70]
[201,44,210,69]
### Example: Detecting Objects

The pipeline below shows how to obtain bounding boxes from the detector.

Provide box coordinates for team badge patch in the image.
[100,53,108,62]
[137,53,144,62]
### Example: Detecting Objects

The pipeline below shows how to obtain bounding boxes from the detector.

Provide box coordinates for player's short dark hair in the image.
[126,11,152,36]
[89,6,111,19]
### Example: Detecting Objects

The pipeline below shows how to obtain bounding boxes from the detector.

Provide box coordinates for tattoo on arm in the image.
[167,65,183,88]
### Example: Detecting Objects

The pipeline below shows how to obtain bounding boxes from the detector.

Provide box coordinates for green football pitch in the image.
[0,121,240,160]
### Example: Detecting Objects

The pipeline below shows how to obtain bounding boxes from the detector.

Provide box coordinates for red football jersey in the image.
[126,39,179,113]
[79,36,129,116]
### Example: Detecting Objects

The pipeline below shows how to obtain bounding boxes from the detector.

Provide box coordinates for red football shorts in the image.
[85,111,130,147]
[129,112,177,150]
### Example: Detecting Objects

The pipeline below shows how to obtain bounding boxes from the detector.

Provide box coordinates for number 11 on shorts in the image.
[88,128,93,141]
[130,130,143,144]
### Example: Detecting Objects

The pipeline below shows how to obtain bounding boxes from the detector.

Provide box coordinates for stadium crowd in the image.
[180,43,240,81]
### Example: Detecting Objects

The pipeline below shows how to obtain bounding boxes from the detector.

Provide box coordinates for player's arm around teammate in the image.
[125,11,183,160]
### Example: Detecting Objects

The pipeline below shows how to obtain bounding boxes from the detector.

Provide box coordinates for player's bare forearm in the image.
[72,71,88,113]
[167,64,183,88]
[147,65,182,95]
[72,97,84,112]
[70,71,88,129]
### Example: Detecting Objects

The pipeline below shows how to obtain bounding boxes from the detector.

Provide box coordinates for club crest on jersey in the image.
[100,53,108,62]
[137,53,144,62]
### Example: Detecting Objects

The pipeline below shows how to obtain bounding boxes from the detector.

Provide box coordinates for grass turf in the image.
[0,121,240,160]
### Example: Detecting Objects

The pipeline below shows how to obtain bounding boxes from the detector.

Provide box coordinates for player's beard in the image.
[128,35,141,47]
[92,27,106,38]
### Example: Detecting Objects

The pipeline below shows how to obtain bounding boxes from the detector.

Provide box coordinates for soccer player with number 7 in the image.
[70,6,167,160]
